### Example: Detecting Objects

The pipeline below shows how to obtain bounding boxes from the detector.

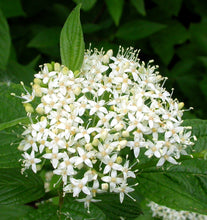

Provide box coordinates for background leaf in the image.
[130,0,146,16]
[0,9,11,70]
[0,168,45,205]
[60,4,85,72]
[0,0,25,18]
[105,0,124,26]
[116,20,166,40]
[0,204,34,220]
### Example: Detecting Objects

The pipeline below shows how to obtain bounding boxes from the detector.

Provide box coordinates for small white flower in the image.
[22,151,41,173]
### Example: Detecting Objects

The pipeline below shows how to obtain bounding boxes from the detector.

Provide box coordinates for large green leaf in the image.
[60,4,85,72]
[105,0,124,26]
[22,202,58,220]
[116,20,166,40]
[0,204,34,220]
[0,168,45,205]
[152,0,183,16]
[0,83,26,123]
[73,0,97,11]
[95,193,142,220]
[61,197,106,220]
[136,119,207,215]
[0,9,11,70]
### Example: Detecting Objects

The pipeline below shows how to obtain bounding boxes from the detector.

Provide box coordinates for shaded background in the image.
[1,0,207,119]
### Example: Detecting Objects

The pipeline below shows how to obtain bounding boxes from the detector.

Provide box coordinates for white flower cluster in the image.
[148,201,207,220]
[17,47,194,209]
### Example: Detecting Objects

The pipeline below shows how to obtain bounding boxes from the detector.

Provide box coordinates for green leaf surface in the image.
[0,9,11,70]
[130,0,146,16]
[73,0,97,11]
[0,117,29,131]
[61,197,106,220]
[150,22,188,64]
[0,168,45,205]
[116,20,166,40]
[0,83,26,123]
[28,27,61,49]
[105,0,124,26]
[190,21,207,55]
[0,204,34,220]
[0,0,25,18]
[152,0,183,16]
[60,4,85,72]
[22,202,58,220]
[95,193,142,220]
[5,60,35,85]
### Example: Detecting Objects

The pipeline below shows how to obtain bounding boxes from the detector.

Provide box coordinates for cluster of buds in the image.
[16,47,194,210]
[148,201,207,220]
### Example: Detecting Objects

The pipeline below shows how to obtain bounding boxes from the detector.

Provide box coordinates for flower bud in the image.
[36,107,44,115]
[24,103,34,113]
[178,102,184,110]
[122,131,129,137]
[92,139,99,146]
[101,183,108,191]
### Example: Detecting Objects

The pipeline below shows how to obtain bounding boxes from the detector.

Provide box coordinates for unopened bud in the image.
[100,130,108,140]
[178,102,184,110]
[36,107,44,115]
[24,103,34,113]
[102,54,110,64]
[18,144,24,151]
[34,78,42,85]
[101,183,108,191]
[62,66,69,74]
[106,49,113,57]
[46,63,53,72]
[74,70,80,77]
[92,139,99,146]
[74,87,81,96]
[85,143,93,151]
[119,140,127,147]
[54,63,60,71]
[122,131,129,137]
[33,84,42,97]
[116,156,122,164]
[40,116,46,121]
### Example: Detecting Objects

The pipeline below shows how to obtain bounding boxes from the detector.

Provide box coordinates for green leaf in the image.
[61,197,106,220]
[60,4,85,72]
[137,160,207,215]
[0,204,34,220]
[95,193,142,220]
[22,202,58,220]
[130,0,146,16]
[5,60,35,85]
[28,27,61,49]
[152,0,183,16]
[0,168,45,205]
[0,9,11,70]
[0,0,25,18]
[0,83,26,123]
[73,0,97,11]
[116,20,166,40]
[105,0,124,26]
[150,22,188,65]
[190,21,207,55]
[0,117,29,131]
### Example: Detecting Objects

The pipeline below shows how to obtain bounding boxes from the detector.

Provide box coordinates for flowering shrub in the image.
[17,46,194,210]
[1,3,207,220]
